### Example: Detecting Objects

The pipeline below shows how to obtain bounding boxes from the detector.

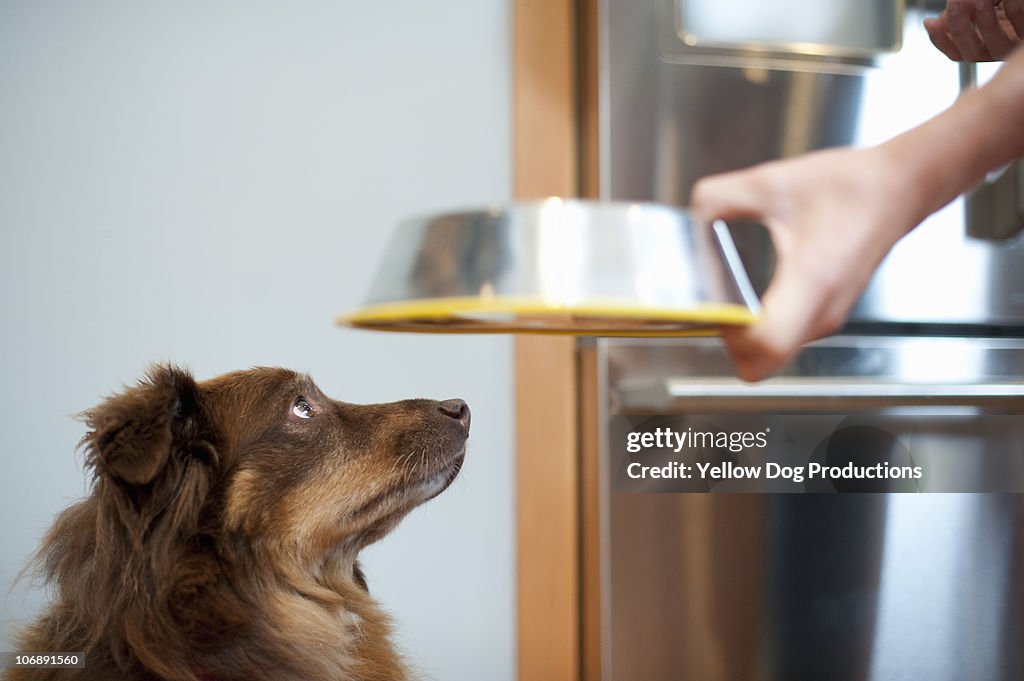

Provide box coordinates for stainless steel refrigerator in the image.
[596,1,1024,678]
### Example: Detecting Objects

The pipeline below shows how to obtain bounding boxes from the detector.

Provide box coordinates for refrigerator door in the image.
[604,0,1024,328]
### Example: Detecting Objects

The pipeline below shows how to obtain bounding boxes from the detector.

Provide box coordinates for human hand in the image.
[689,147,919,381]
[924,0,1023,62]
[690,46,1024,381]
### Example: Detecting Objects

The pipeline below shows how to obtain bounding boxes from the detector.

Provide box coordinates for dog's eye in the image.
[292,397,316,419]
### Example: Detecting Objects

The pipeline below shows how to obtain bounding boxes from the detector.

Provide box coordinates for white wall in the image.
[0,2,514,679]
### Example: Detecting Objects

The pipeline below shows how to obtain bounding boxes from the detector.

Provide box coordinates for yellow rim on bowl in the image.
[338,296,757,337]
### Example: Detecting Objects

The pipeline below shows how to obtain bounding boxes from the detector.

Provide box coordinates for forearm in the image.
[879,44,1024,228]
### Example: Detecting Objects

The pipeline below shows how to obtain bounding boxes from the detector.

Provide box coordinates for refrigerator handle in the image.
[617,378,1024,412]
[960,61,1024,241]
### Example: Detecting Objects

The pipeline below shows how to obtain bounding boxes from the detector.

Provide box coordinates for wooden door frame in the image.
[513,1,600,679]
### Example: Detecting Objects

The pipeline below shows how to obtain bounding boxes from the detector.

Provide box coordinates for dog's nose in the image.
[438,398,471,431]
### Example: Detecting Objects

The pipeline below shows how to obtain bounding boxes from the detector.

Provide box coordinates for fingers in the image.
[688,167,773,223]
[721,318,802,384]
[721,261,841,382]
[925,16,966,60]
[926,0,1024,62]
[948,0,995,61]
[692,166,804,380]
[693,160,841,380]
[721,326,784,384]
[977,0,1019,57]
[1005,0,1024,40]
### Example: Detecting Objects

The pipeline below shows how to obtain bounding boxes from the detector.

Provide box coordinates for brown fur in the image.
[5,365,470,681]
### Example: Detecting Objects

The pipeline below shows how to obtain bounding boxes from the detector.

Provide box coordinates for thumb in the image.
[689,167,773,223]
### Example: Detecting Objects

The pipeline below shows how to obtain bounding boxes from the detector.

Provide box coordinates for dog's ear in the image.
[82,364,202,485]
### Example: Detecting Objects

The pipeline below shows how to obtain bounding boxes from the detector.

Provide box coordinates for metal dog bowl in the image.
[340,198,760,336]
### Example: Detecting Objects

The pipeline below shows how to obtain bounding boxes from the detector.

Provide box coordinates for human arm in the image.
[689,45,1024,381]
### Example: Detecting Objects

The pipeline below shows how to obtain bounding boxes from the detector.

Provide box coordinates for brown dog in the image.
[5,365,470,681]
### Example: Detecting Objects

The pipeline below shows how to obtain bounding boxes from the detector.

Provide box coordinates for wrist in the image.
[980,47,1024,158]
[867,142,933,240]
[879,47,1024,226]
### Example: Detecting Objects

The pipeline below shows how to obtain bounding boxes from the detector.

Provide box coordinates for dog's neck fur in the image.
[14,494,410,681]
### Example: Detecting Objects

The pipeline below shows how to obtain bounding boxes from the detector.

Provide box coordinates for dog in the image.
[5,364,470,681]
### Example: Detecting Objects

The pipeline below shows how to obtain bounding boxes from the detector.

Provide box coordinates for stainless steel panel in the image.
[599,2,1024,677]
[604,0,1024,326]
[599,337,1024,679]
[968,160,1024,241]
[662,0,903,70]
[606,493,1024,680]
[609,335,1024,412]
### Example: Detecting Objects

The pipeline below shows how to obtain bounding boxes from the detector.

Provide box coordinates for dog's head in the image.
[81,363,469,567]
[38,364,468,677]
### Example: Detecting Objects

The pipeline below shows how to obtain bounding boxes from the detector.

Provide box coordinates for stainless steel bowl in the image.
[340,199,760,336]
